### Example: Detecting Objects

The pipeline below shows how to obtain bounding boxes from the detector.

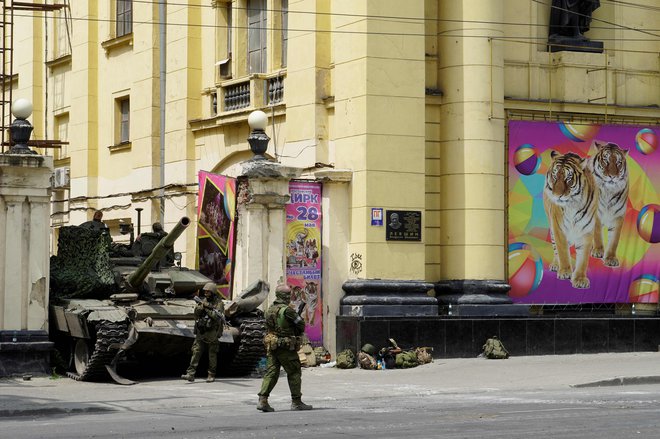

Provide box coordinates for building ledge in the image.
[46,54,71,70]
[108,142,131,153]
[189,103,286,132]
[101,33,133,53]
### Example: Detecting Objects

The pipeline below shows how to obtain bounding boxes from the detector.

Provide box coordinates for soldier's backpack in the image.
[415,347,433,365]
[395,350,419,369]
[357,351,377,370]
[483,336,509,359]
[336,349,356,369]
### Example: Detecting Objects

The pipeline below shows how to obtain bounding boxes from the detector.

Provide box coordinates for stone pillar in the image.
[435,0,517,313]
[232,160,301,304]
[0,154,54,377]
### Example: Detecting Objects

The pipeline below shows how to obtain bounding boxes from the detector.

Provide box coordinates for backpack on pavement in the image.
[415,347,433,365]
[483,336,509,359]
[336,349,356,369]
[395,350,419,368]
[357,351,377,370]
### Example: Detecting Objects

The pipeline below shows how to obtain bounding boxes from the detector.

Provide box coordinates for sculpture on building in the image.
[548,0,603,52]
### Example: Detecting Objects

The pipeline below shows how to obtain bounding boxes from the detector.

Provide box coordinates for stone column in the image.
[435,0,517,314]
[0,154,54,377]
[232,160,301,304]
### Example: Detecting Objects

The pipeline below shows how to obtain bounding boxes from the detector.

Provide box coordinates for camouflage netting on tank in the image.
[50,226,118,298]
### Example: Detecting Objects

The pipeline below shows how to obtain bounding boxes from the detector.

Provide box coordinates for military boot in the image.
[257,396,274,412]
[206,373,215,383]
[291,398,313,410]
[181,373,195,382]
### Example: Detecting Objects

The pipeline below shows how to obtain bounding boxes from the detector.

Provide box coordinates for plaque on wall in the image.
[385,210,421,241]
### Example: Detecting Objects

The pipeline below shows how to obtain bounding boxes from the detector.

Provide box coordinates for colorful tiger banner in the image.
[197,171,237,299]
[286,181,323,345]
[508,121,659,304]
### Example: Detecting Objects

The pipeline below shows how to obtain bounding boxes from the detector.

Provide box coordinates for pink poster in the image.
[508,121,660,304]
[197,171,237,299]
[286,182,323,345]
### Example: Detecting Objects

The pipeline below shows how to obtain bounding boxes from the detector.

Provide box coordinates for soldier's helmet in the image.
[275,281,291,301]
[361,343,376,356]
[203,282,217,294]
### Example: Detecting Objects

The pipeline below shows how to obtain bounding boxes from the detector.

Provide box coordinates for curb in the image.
[0,406,115,418]
[572,375,660,388]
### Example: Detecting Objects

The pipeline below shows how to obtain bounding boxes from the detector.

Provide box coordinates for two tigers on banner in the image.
[197,172,323,344]
[508,121,660,304]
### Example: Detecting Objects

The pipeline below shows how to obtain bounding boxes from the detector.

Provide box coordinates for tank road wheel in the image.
[66,321,129,382]
[73,339,91,376]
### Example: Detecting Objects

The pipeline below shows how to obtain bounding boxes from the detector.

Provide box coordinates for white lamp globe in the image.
[12,98,33,119]
[248,110,268,130]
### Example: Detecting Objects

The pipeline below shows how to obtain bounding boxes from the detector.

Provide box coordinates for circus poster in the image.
[197,171,237,299]
[286,181,323,345]
[508,120,660,304]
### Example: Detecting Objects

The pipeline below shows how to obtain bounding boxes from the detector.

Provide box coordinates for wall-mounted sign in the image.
[385,210,422,241]
[371,208,383,226]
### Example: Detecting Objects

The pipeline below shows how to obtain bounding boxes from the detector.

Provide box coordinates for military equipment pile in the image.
[304,338,433,371]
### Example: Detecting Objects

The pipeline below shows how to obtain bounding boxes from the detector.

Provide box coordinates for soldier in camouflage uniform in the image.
[181,282,224,383]
[257,282,312,412]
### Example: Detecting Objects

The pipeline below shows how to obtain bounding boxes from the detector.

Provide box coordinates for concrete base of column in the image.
[0,330,53,377]
[434,279,529,316]
[340,279,438,317]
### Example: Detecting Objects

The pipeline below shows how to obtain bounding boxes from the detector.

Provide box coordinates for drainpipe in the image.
[159,0,166,224]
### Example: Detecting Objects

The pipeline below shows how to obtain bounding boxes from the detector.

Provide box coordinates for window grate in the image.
[224,81,250,111]
[266,76,284,105]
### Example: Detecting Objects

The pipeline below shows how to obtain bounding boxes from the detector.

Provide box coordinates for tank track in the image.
[67,320,129,382]
[223,314,266,376]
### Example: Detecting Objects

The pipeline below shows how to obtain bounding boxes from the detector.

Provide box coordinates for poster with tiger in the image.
[508,121,659,304]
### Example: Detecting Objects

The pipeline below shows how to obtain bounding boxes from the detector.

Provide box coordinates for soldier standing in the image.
[257,282,312,412]
[181,282,224,383]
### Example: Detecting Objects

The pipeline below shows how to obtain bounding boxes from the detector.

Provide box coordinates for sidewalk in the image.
[1,352,660,418]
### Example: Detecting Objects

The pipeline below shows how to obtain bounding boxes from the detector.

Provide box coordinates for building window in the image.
[248,0,267,74]
[55,113,69,160]
[227,3,233,61]
[117,97,130,144]
[281,0,288,68]
[54,9,71,58]
[216,1,233,79]
[117,0,133,37]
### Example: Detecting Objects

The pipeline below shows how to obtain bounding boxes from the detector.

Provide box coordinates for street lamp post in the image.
[8,99,36,155]
[247,110,270,160]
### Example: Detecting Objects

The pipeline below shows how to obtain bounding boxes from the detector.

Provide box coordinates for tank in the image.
[49,216,268,384]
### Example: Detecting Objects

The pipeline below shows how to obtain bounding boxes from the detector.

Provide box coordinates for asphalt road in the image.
[2,352,660,438]
[3,385,660,438]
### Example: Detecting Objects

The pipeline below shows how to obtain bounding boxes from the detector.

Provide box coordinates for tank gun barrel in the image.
[127,217,190,290]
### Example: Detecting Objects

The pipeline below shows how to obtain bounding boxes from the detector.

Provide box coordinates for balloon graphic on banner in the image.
[508,242,543,298]
[637,204,660,243]
[513,144,541,175]
[559,122,599,142]
[635,128,658,155]
[629,275,659,303]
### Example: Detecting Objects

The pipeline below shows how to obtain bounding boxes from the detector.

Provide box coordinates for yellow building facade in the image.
[10,1,659,351]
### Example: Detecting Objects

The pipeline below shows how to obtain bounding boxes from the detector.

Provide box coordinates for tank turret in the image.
[125,216,190,291]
